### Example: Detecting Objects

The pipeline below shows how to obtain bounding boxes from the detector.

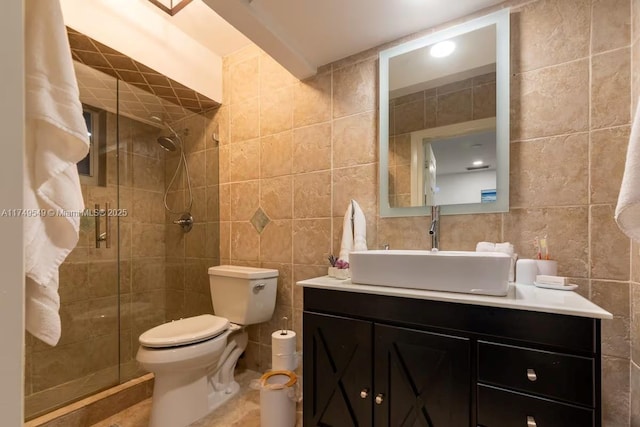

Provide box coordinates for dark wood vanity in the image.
[302,287,602,427]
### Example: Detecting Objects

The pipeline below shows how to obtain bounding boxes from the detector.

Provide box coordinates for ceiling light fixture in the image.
[147,0,193,16]
[473,160,484,166]
[430,40,456,58]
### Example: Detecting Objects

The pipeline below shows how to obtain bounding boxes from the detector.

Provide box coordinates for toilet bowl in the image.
[136,265,278,427]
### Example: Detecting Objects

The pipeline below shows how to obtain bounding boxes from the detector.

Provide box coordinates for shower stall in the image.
[24,53,221,420]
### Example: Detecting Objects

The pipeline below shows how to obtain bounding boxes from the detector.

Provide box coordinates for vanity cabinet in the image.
[302,287,602,427]
[304,312,470,426]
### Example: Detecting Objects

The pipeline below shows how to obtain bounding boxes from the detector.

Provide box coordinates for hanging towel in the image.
[339,200,367,262]
[24,0,90,346]
[616,99,640,241]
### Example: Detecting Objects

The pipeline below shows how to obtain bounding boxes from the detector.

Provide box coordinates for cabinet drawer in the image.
[477,385,594,427]
[478,341,594,406]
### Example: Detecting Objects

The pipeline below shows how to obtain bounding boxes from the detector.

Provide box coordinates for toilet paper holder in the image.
[280,316,290,335]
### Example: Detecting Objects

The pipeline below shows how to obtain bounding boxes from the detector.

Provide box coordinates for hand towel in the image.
[476,241,517,282]
[352,200,367,252]
[616,98,640,241]
[339,202,354,262]
[339,200,367,262]
[24,0,90,346]
[475,242,496,252]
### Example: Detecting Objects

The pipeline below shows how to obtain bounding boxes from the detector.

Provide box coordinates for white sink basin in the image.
[349,250,511,296]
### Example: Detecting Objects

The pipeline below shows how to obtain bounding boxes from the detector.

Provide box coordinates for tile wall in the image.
[389,73,496,206]
[630,1,640,426]
[164,109,221,321]
[219,0,636,425]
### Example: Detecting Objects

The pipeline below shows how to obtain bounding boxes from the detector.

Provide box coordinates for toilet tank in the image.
[208,265,278,325]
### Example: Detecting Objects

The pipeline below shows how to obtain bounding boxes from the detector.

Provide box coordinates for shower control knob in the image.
[172,213,194,232]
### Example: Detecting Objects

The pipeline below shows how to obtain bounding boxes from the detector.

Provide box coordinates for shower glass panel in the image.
[24,58,221,420]
[24,62,121,419]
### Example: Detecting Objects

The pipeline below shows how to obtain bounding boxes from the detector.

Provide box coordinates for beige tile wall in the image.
[388,73,496,206]
[163,109,221,321]
[631,1,640,426]
[220,0,635,424]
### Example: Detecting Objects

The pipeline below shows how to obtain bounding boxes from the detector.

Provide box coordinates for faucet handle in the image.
[381,243,390,250]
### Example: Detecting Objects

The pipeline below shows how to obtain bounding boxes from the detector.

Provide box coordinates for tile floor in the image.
[90,369,302,427]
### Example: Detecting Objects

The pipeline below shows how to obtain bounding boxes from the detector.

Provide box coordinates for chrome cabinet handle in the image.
[375,394,384,405]
[527,415,537,427]
[527,368,537,382]
[360,389,369,399]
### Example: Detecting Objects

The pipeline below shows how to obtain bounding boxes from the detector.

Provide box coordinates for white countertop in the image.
[296,276,613,320]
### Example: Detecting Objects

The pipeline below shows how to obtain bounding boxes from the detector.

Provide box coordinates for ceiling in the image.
[431,130,497,175]
[161,0,250,57]
[389,25,496,98]
[202,0,506,78]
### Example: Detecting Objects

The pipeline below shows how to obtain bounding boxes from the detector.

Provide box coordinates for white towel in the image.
[476,241,517,282]
[24,0,90,346]
[339,200,367,262]
[616,99,640,241]
[475,241,496,252]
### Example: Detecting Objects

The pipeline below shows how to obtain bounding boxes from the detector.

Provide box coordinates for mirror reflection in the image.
[379,9,509,217]
[388,25,497,208]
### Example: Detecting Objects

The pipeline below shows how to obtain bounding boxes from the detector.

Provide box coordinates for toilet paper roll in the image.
[272,330,297,371]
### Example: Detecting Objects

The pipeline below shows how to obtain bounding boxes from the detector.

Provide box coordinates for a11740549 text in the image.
[0,208,129,217]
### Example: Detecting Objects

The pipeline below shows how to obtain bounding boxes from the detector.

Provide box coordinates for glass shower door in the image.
[24,62,121,420]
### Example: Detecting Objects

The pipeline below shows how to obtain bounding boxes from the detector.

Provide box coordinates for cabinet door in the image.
[303,312,373,427]
[374,324,471,427]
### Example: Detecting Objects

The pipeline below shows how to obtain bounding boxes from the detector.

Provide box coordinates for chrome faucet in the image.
[429,205,440,250]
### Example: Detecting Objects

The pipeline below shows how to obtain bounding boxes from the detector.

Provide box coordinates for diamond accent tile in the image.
[250,208,271,234]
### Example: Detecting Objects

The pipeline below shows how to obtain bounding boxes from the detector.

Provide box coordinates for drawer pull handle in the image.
[375,393,384,405]
[360,389,369,399]
[527,368,537,382]
[527,416,537,427]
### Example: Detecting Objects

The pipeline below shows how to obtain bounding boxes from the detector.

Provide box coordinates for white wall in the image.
[60,0,223,103]
[0,0,25,424]
[434,170,496,205]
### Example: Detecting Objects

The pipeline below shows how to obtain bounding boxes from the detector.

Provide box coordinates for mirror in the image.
[379,9,510,217]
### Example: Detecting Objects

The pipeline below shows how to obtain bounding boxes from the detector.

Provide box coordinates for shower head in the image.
[157,136,178,152]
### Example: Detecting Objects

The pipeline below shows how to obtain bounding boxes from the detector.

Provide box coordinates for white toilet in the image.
[136,265,278,427]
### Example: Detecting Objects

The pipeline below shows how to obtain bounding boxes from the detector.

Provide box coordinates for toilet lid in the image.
[139,314,229,348]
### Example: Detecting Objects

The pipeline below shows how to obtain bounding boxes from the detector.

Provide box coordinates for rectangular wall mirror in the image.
[379,9,510,217]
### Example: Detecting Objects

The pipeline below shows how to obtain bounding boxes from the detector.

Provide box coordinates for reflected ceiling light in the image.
[430,41,456,58]
[473,160,484,166]
[147,0,193,16]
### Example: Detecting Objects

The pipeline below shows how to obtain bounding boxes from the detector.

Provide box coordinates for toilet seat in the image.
[140,314,229,348]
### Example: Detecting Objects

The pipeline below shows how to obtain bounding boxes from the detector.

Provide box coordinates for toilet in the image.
[136,265,278,427]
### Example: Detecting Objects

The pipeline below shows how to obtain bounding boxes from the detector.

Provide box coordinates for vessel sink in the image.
[349,250,511,296]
